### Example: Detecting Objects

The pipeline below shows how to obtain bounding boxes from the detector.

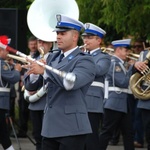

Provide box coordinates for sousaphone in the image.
[27,0,79,42]
[24,0,80,102]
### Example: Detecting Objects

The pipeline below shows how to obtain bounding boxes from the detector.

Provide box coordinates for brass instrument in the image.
[79,44,87,52]
[101,47,139,61]
[27,0,79,42]
[127,53,139,61]
[38,47,44,58]
[7,54,28,64]
[101,47,114,55]
[0,0,80,83]
[130,51,150,100]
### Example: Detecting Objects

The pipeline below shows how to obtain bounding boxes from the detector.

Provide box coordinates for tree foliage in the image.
[1,0,150,43]
[76,0,150,43]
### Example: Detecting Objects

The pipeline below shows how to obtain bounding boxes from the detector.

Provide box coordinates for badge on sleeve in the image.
[3,64,9,70]
[115,65,121,72]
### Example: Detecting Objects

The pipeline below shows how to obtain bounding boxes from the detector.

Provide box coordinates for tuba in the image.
[129,51,150,100]
[24,0,80,102]
[27,0,79,42]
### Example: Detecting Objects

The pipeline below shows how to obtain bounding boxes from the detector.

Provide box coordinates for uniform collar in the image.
[44,52,50,60]
[90,48,100,55]
[113,55,124,64]
[61,46,78,58]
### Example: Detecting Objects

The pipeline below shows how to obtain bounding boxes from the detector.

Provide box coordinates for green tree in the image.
[76,0,150,43]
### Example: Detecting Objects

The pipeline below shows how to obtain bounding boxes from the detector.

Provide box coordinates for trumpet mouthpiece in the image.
[79,44,87,49]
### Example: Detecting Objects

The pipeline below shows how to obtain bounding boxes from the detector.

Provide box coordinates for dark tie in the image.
[58,53,64,63]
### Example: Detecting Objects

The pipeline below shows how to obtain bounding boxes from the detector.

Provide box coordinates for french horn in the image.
[129,51,150,100]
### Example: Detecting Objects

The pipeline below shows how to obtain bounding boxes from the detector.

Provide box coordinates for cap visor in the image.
[53,28,72,32]
[82,32,96,36]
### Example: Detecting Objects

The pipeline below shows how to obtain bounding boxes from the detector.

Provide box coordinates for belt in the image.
[109,87,132,94]
[91,81,104,88]
[0,87,10,92]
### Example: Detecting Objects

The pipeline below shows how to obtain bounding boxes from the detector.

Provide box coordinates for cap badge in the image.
[86,23,90,29]
[56,15,61,23]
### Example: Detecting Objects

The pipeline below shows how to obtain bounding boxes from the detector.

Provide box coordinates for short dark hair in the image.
[28,36,37,43]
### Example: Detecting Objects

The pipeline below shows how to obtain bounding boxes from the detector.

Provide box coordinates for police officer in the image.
[134,49,150,150]
[99,39,135,150]
[0,38,22,150]
[81,23,111,150]
[17,36,39,138]
[23,14,96,150]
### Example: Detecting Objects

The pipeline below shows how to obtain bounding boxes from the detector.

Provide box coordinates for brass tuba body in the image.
[130,51,150,100]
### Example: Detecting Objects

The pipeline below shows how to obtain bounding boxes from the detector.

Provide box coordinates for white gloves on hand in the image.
[63,72,76,90]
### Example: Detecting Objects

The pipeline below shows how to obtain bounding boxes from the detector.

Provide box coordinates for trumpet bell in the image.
[27,0,79,42]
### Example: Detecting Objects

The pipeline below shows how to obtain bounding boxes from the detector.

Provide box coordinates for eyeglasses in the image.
[132,45,143,48]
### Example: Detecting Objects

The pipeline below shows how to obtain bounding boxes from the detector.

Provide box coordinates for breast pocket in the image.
[86,90,103,110]
[65,105,88,130]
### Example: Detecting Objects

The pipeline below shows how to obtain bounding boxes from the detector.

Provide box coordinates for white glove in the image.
[63,72,76,90]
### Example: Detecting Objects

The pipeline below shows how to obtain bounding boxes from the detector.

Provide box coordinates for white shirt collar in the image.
[90,48,99,54]
[61,46,78,57]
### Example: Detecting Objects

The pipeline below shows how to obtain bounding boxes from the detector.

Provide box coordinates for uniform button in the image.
[49,105,52,108]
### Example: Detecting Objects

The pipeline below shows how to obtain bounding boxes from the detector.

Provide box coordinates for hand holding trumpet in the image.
[5,56,22,72]
[22,58,46,75]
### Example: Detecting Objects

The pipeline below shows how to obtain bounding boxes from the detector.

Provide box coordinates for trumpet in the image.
[101,47,114,55]
[7,54,29,64]
[0,42,75,82]
[127,53,139,61]
[79,44,87,52]
[101,46,139,61]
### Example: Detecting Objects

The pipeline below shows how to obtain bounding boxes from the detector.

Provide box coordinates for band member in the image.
[0,37,22,150]
[23,14,96,150]
[99,39,135,150]
[81,23,111,150]
[133,49,150,150]
[130,39,145,148]
[17,36,39,138]
[24,38,54,150]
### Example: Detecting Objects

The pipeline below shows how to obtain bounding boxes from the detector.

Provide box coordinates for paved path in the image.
[0,137,147,150]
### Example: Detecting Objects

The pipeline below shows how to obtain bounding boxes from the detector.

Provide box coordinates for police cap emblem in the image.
[85,23,90,29]
[57,15,61,23]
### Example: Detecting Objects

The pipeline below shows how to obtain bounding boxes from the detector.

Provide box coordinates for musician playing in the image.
[81,23,111,150]
[99,39,135,150]
[0,37,22,150]
[23,14,96,150]
[133,49,150,150]
[24,38,54,150]
[17,36,39,138]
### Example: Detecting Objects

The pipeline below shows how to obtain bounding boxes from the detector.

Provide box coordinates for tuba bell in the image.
[24,0,80,102]
[27,0,79,42]
[129,51,150,100]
